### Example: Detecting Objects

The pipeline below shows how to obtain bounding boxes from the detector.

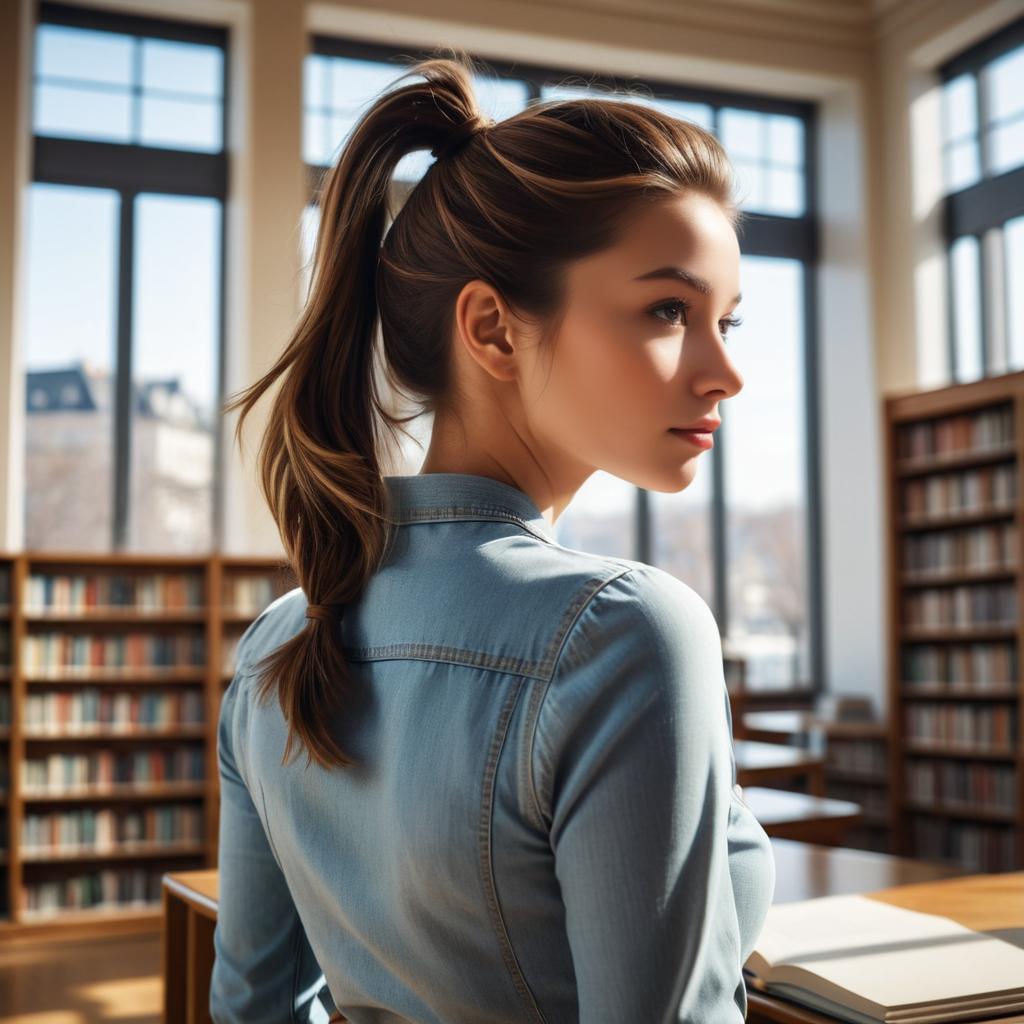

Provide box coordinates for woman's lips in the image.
[668,428,714,450]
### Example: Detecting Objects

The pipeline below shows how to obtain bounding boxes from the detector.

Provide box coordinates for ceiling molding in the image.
[510,0,876,50]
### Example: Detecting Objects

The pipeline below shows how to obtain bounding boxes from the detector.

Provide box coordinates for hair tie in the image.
[431,116,494,161]
[305,603,346,622]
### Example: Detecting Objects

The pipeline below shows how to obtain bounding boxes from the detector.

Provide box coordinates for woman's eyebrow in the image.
[633,265,742,305]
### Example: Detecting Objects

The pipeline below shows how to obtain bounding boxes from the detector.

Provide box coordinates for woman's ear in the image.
[452,279,520,383]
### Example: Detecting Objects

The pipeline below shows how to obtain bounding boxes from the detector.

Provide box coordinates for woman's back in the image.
[211,472,776,1023]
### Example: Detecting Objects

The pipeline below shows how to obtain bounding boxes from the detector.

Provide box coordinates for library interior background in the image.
[0,0,1023,1020]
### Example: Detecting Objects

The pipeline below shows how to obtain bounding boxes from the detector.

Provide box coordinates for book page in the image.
[746,894,1024,1011]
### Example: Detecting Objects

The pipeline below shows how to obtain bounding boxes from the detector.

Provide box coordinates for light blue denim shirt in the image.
[211,471,776,1023]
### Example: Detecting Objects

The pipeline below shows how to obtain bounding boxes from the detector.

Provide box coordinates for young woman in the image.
[211,51,775,1024]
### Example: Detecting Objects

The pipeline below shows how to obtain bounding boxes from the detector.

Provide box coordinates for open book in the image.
[743,893,1024,1024]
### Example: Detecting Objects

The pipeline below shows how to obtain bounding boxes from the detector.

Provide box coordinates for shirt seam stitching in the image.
[523,566,637,833]
[478,676,548,1024]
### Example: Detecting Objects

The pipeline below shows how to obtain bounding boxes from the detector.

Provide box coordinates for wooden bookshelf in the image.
[0,552,296,940]
[885,372,1024,874]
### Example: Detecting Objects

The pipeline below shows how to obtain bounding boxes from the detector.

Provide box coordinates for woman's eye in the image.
[651,300,689,326]
[651,301,745,338]
[720,315,744,337]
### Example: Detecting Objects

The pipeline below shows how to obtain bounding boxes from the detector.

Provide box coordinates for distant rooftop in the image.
[26,360,209,428]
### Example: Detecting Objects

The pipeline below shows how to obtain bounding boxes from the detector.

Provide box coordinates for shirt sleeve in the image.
[210,625,337,1023]
[531,564,750,1023]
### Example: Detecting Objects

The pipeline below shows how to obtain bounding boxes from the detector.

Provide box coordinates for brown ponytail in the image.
[223,47,742,770]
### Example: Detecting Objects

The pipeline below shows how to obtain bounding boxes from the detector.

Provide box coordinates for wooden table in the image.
[163,840,977,1023]
[741,786,862,844]
[742,710,826,749]
[735,739,827,795]
[162,870,218,1024]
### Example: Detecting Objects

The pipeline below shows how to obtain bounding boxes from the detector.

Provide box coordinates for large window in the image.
[300,40,821,693]
[25,3,228,553]
[941,16,1024,384]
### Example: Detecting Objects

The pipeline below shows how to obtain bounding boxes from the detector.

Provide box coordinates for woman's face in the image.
[519,191,745,496]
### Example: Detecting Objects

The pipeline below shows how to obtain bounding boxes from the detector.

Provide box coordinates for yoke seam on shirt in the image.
[478,675,548,1024]
[394,505,554,544]
[522,566,637,834]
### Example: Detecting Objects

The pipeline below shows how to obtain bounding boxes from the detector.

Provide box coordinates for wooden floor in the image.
[0,931,162,1023]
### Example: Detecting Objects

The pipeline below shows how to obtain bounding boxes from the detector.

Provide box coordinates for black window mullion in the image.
[635,487,650,564]
[802,259,824,697]
[976,68,989,180]
[979,230,991,375]
[113,189,136,551]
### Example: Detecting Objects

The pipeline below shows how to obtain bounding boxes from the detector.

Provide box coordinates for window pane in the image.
[304,109,331,166]
[140,94,222,152]
[643,97,713,131]
[732,158,767,210]
[945,137,981,193]
[36,24,133,87]
[554,471,635,559]
[724,256,808,690]
[130,194,221,552]
[34,24,225,151]
[141,38,222,98]
[768,114,803,167]
[767,166,803,216]
[988,115,1024,176]
[34,81,132,142]
[942,73,977,143]
[650,455,714,609]
[474,76,530,120]
[1005,216,1024,371]
[322,56,411,173]
[950,235,983,383]
[24,184,120,551]
[720,107,763,161]
[305,53,329,110]
[540,84,713,132]
[985,45,1024,123]
[299,201,321,306]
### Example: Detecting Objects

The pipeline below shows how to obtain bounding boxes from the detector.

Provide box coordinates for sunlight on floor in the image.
[74,978,162,1020]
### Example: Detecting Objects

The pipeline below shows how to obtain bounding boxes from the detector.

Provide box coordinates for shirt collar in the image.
[383,472,557,544]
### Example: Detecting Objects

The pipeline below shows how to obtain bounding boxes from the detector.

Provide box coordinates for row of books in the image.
[901,522,1017,575]
[23,689,205,734]
[904,703,1017,747]
[825,739,888,777]
[21,867,171,918]
[901,641,1017,688]
[902,582,1018,628]
[18,570,282,616]
[23,572,204,614]
[905,759,1016,813]
[224,575,278,614]
[901,462,1016,520]
[824,781,889,819]
[896,405,1014,460]
[21,747,206,793]
[22,804,203,852]
[22,631,206,674]
[908,816,1016,872]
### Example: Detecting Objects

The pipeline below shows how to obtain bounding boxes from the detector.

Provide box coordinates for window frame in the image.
[32,1,230,551]
[305,35,824,697]
[940,15,1024,383]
